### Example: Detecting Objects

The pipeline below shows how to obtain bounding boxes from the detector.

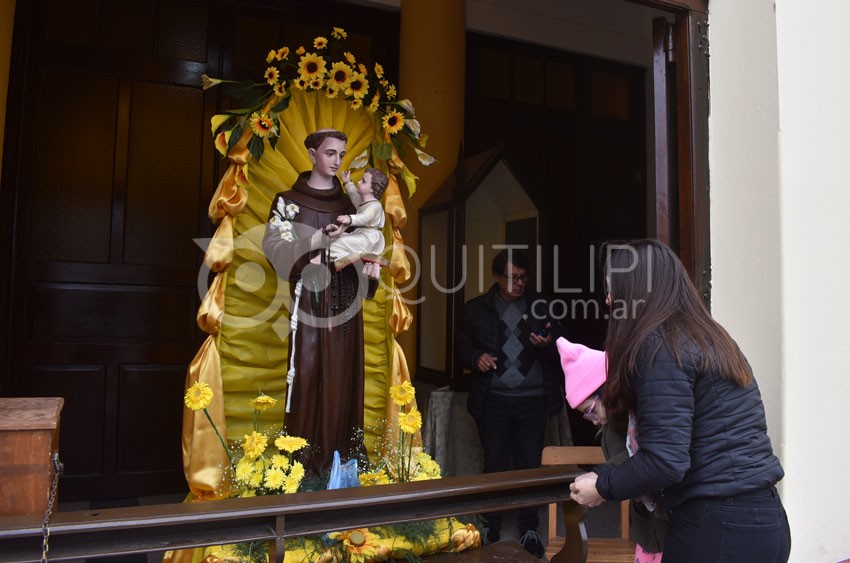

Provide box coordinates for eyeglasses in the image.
[582,394,601,424]
[501,272,528,285]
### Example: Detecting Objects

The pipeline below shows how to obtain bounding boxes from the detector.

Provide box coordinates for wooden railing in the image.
[0,466,587,563]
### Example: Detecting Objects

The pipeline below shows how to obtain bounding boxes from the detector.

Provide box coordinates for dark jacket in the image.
[595,333,784,510]
[455,284,565,419]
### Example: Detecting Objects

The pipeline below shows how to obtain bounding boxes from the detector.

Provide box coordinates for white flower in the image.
[281,230,295,242]
[405,118,421,139]
[280,220,293,231]
[350,149,370,169]
[414,147,436,166]
[396,99,415,115]
[285,203,300,219]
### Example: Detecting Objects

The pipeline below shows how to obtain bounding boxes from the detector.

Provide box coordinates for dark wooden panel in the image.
[102,0,156,55]
[27,365,106,476]
[29,69,118,263]
[27,283,195,343]
[42,0,99,46]
[125,81,203,267]
[117,365,185,473]
[158,1,209,63]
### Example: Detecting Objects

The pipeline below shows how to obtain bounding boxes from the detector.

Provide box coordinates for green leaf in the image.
[271,96,291,113]
[374,142,393,161]
[269,135,279,151]
[248,134,266,162]
[225,107,255,115]
[227,124,243,154]
[391,136,406,160]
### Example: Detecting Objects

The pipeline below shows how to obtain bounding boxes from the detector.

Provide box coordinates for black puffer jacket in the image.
[455,284,565,419]
[595,332,784,509]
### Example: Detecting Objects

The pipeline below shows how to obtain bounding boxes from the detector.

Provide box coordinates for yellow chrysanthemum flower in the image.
[249,112,277,138]
[398,407,422,434]
[328,61,353,90]
[184,382,213,411]
[382,109,405,135]
[234,458,255,483]
[385,84,397,100]
[345,71,369,99]
[295,46,305,55]
[264,66,279,86]
[270,454,289,469]
[330,529,380,563]
[389,380,416,406]
[367,93,380,114]
[350,98,363,110]
[276,46,289,60]
[344,51,356,64]
[374,63,384,78]
[313,36,328,50]
[264,467,286,490]
[283,474,301,494]
[250,393,277,411]
[298,52,327,81]
[275,435,309,453]
[242,431,268,459]
[239,488,257,498]
[289,461,306,481]
[265,49,276,63]
[359,470,390,486]
[332,27,347,40]
[248,470,263,488]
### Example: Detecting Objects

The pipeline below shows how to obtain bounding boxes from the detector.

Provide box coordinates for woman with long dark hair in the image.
[569,239,791,562]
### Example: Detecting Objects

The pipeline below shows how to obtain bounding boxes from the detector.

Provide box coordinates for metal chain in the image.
[41,453,64,563]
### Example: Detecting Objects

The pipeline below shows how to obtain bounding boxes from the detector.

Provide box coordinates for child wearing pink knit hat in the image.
[556,337,666,563]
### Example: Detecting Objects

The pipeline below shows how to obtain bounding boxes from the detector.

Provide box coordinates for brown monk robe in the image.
[262,171,367,476]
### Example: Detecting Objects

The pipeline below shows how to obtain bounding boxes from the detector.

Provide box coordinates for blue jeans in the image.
[663,486,791,563]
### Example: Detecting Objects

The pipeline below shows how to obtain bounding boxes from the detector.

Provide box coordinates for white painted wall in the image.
[711,0,850,561]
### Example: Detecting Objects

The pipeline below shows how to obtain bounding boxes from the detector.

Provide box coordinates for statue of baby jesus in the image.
[324,167,390,279]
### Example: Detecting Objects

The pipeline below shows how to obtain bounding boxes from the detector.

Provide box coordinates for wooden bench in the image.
[0,466,582,563]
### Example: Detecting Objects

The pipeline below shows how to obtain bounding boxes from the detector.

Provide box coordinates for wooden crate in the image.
[0,397,64,517]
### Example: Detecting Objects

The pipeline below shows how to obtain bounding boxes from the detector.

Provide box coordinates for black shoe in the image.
[485,528,500,545]
[519,529,545,558]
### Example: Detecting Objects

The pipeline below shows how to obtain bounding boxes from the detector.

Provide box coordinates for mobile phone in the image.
[536,327,550,337]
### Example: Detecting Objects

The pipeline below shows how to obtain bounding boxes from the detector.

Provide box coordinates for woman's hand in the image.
[569,472,605,507]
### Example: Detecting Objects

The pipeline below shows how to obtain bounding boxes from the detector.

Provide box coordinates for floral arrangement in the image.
[203,25,435,193]
[184,384,308,498]
[269,200,300,242]
[183,381,479,562]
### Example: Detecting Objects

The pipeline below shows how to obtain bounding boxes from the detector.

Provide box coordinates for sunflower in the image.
[398,407,422,434]
[367,92,380,114]
[276,46,289,60]
[329,529,380,563]
[293,77,308,90]
[265,49,276,63]
[382,110,405,135]
[309,77,324,90]
[358,63,367,74]
[345,71,369,99]
[273,81,286,97]
[249,112,278,138]
[184,382,213,411]
[332,27,347,40]
[295,45,305,55]
[349,98,363,110]
[242,431,269,459]
[325,85,339,99]
[389,380,416,406]
[385,84,397,100]
[250,393,277,411]
[264,66,279,86]
[263,467,286,490]
[298,52,327,81]
[313,36,328,50]
[275,435,309,453]
[374,62,384,78]
[328,61,353,90]
[344,51,356,64]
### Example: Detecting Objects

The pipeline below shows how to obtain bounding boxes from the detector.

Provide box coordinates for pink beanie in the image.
[556,337,607,409]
